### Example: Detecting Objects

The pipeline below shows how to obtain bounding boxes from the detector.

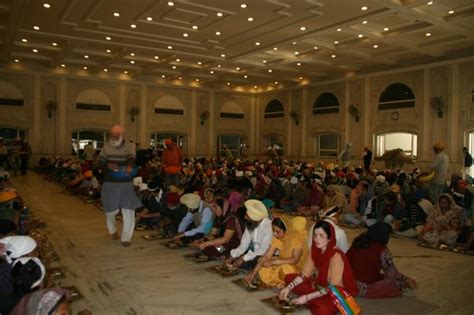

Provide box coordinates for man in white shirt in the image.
[226,199,272,270]
[175,193,213,245]
[427,143,449,203]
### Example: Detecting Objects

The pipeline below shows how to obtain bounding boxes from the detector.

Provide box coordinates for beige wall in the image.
[1,57,474,173]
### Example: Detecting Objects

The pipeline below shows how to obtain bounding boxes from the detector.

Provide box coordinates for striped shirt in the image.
[99,141,136,183]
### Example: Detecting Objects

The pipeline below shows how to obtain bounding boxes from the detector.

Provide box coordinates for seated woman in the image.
[347,222,417,298]
[279,220,358,315]
[296,180,324,217]
[195,198,244,259]
[245,216,307,287]
[419,193,463,246]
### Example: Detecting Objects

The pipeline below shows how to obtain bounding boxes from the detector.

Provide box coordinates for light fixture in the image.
[113,12,120,17]
[241,4,247,8]
[168,1,174,6]
[262,60,267,63]
[300,26,306,31]
[226,82,231,85]
[254,85,257,89]
[183,33,188,37]
[244,75,248,78]
[147,17,153,21]
[52,42,58,46]
[358,34,364,38]
[172,65,176,69]
[427,1,433,4]
[221,53,226,57]
[84,55,89,59]
[314,46,318,50]
[21,38,27,42]
[273,47,278,50]
[124,71,128,74]
[448,10,454,14]
[43,3,51,8]
[167,45,173,49]
[255,42,260,45]
[268,69,273,73]
[373,44,379,48]
[61,64,66,68]
[384,27,389,31]
[236,67,240,70]
[217,12,223,17]
[192,25,198,30]
[175,58,180,62]
[425,32,432,36]
[14,59,19,63]
[178,76,182,80]
[83,66,88,70]
[130,60,135,64]
[33,26,40,30]
[296,62,302,66]
[331,54,336,58]
[337,28,342,32]
[217,64,221,67]
[107,49,111,53]
[292,41,297,45]
[130,24,137,28]
[294,51,299,55]
[197,61,202,65]
[362,20,368,24]
[210,70,214,74]
[299,77,303,80]
[195,78,199,82]
[106,36,112,40]
[161,74,166,78]
[216,31,221,35]
[361,6,368,10]
[248,17,253,22]
[104,68,108,72]
[154,56,159,59]
[334,40,339,44]
[32,49,38,53]
[274,81,278,85]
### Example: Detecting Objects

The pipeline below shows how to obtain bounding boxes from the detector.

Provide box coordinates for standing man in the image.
[363,146,374,172]
[99,125,141,247]
[83,141,95,164]
[462,147,472,180]
[338,143,352,168]
[427,143,449,203]
[161,138,183,189]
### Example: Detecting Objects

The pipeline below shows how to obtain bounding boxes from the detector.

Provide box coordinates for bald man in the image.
[98,125,141,246]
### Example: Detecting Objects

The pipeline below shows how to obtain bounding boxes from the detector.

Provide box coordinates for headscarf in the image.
[367,222,392,246]
[311,222,358,296]
[11,288,68,315]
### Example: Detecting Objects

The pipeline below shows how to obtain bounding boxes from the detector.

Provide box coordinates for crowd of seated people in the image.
[31,145,474,314]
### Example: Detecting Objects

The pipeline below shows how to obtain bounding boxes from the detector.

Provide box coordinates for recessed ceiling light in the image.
[52,42,58,46]
[130,24,137,28]
[104,68,108,72]
[427,1,433,4]
[268,69,273,73]
[373,44,379,48]
[83,66,88,70]
[300,26,306,31]
[21,38,27,42]
[217,64,221,67]
[107,49,112,53]
[197,61,202,65]
[33,26,40,30]
[362,20,368,24]
[124,71,128,74]
[243,75,248,78]
[331,54,336,58]
[130,53,135,56]
[236,67,240,70]
[192,25,198,30]
[262,60,267,63]
[14,59,19,63]
[334,40,339,44]
[294,51,299,55]
[361,6,368,10]
[254,85,257,89]
[255,42,260,46]
[358,34,364,38]
[162,74,166,78]
[210,70,214,74]
[248,17,254,22]
[221,53,226,57]
[175,58,180,62]
[273,47,278,50]
[292,41,297,45]
[384,27,390,31]
[217,12,223,17]
[183,33,188,37]
[113,12,120,17]
[106,36,112,40]
[147,17,153,21]
[130,60,135,64]
[172,65,177,69]
[84,55,89,59]
[425,32,432,36]
[314,46,318,50]
[195,78,200,82]
[274,81,278,85]
[296,62,302,66]
[299,77,303,80]
[168,1,174,6]
[167,45,173,49]
[43,3,51,8]
[61,64,66,68]
[337,28,342,32]
[178,76,182,80]
[226,82,231,85]
[216,31,221,36]
[241,4,247,8]
[448,10,454,14]
[32,49,38,53]
[154,56,159,59]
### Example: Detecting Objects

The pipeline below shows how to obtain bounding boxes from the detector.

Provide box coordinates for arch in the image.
[220,101,244,119]
[153,95,184,115]
[75,88,112,111]
[313,92,339,115]
[378,83,415,110]
[264,99,284,118]
[0,80,24,106]
[313,132,340,157]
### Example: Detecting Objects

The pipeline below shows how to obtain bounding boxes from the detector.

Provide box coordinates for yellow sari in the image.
[258,216,308,287]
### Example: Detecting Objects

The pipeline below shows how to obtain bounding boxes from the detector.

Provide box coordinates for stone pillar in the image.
[344,82,350,144]
[190,90,197,155]
[301,88,308,158]
[32,74,41,154]
[422,68,431,161]
[58,77,67,154]
[118,83,126,126]
[287,90,293,156]
[209,90,215,156]
[253,94,259,155]
[363,77,370,147]
[448,64,459,160]
[139,84,147,147]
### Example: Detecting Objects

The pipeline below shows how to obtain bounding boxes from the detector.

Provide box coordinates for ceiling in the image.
[1,0,474,92]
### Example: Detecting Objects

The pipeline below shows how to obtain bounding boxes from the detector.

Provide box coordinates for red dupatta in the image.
[311,223,358,296]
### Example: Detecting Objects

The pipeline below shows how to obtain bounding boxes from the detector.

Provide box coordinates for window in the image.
[0,127,27,145]
[150,132,186,155]
[378,83,415,110]
[218,135,242,158]
[376,132,417,157]
[314,133,340,157]
[313,92,339,115]
[266,134,284,156]
[71,130,107,155]
[264,99,284,118]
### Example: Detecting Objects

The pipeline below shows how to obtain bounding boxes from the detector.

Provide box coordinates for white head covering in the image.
[235,171,244,177]
[290,176,298,184]
[13,257,46,289]
[244,199,268,221]
[180,193,201,209]
[0,236,37,263]
[133,177,143,186]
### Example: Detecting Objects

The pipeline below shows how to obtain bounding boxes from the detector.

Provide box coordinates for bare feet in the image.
[111,232,120,240]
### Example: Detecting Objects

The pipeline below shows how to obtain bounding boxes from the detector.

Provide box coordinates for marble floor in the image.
[11,173,474,315]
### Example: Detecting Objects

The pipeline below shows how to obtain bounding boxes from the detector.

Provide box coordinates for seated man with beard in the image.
[225,199,273,271]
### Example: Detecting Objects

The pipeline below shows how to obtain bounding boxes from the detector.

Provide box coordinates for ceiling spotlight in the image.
[197,61,202,65]
[216,31,221,35]
[236,67,240,70]
[195,78,200,82]
[362,20,368,24]
[273,47,278,50]
[448,10,454,14]
[168,1,174,6]
[217,64,221,67]
[292,41,297,45]
[14,59,19,63]
[130,24,137,28]
[427,1,433,4]
[130,52,135,56]
[226,82,231,85]
[299,77,303,80]
[425,32,432,36]
[314,46,318,50]
[147,17,153,21]
[296,62,302,66]
[241,4,247,8]
[248,17,253,22]
[32,49,38,53]
[334,40,339,44]
[254,85,257,89]
[183,33,189,37]
[178,76,182,80]
[268,69,273,73]
[175,58,180,62]
[331,54,336,58]
[161,74,166,78]
[104,68,108,72]
[384,27,390,31]
[274,81,278,85]
[84,55,89,58]
[217,12,223,17]
[300,26,306,31]
[358,34,364,38]
[221,53,226,57]
[61,64,66,68]
[262,60,267,63]
[167,45,173,49]
[43,3,51,8]
[33,26,40,30]
[337,28,342,32]
[113,12,120,17]
[210,70,214,74]
[21,38,27,42]
[154,56,159,59]
[172,65,176,69]
[83,66,88,70]
[130,60,135,64]
[192,25,198,30]
[124,71,128,74]
[244,75,248,78]
[361,6,368,10]
[52,42,58,46]
[373,44,379,48]
[294,51,299,55]
[255,42,260,45]
[106,36,112,40]
[107,49,111,53]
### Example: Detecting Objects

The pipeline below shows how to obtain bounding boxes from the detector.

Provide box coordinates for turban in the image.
[180,193,201,209]
[245,199,268,221]
[433,143,445,150]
